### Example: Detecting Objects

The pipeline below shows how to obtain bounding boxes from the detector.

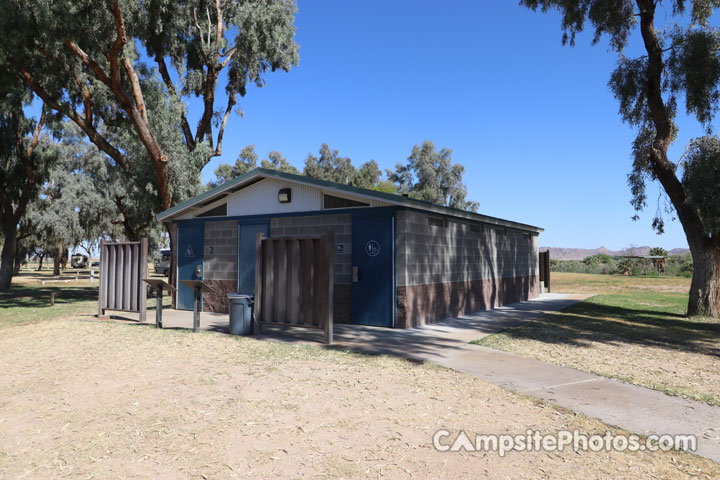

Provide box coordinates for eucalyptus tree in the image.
[210,144,258,187]
[261,150,299,174]
[304,144,357,184]
[303,143,383,187]
[387,141,479,212]
[0,97,54,289]
[1,0,299,294]
[523,0,720,316]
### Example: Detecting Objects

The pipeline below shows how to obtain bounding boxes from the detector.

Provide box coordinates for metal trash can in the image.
[227,294,254,335]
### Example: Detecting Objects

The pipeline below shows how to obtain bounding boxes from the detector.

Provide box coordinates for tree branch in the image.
[19,69,129,170]
[64,40,111,85]
[635,0,707,244]
[155,55,195,150]
[205,85,236,165]
[25,105,46,159]
[122,58,148,124]
[108,1,128,88]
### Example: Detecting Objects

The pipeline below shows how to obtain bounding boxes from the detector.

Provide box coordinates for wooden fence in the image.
[98,238,148,321]
[539,250,551,293]
[254,231,334,344]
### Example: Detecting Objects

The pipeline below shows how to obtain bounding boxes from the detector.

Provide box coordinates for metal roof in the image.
[156,168,544,233]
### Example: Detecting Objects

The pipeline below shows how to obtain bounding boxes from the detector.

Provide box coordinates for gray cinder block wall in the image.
[271,214,353,323]
[396,209,539,327]
[202,220,238,312]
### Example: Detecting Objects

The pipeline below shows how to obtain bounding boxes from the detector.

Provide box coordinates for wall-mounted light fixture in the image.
[278,188,292,203]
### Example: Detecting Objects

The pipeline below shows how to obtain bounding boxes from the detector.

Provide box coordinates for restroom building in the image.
[157,168,542,328]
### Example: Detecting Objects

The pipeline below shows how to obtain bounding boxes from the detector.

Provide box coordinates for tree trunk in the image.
[0,224,17,290]
[12,249,23,275]
[688,242,720,317]
[53,240,63,276]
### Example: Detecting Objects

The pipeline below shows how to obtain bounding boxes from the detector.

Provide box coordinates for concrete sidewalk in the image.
[265,293,720,462]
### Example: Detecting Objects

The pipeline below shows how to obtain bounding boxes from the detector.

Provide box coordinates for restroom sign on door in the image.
[365,240,380,257]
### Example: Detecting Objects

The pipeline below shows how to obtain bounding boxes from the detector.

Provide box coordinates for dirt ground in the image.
[1,317,718,479]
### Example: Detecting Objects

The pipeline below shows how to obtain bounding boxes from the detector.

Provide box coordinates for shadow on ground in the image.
[490,296,720,358]
[0,285,98,309]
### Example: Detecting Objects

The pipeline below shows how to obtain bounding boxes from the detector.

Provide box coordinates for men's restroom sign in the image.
[184,244,194,258]
[365,240,380,257]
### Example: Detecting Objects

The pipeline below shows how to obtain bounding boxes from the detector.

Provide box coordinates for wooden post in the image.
[138,238,149,322]
[544,251,551,293]
[98,239,106,318]
[50,292,55,306]
[253,233,264,335]
[324,231,334,345]
[155,287,163,328]
[193,286,201,332]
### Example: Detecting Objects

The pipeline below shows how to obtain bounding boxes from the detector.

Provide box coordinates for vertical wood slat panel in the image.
[108,246,116,309]
[263,239,274,324]
[288,239,301,324]
[97,240,147,317]
[300,239,313,326]
[323,231,334,343]
[275,240,288,324]
[116,245,124,310]
[254,233,333,341]
[139,238,148,322]
[98,240,107,315]
[130,244,138,310]
[313,238,325,328]
[123,244,131,310]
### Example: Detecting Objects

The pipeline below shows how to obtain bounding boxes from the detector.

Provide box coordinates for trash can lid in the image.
[227,293,254,299]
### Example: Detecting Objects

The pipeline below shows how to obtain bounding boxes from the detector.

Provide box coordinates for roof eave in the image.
[156,168,544,233]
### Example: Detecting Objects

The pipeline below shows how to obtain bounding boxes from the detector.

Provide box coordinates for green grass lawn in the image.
[0,280,170,329]
[475,273,720,406]
[0,283,99,328]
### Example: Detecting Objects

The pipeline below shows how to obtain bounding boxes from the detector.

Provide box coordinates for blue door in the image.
[237,222,269,294]
[352,214,394,326]
[178,223,204,310]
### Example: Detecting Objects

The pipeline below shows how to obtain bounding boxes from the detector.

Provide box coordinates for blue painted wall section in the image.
[351,211,395,327]
[177,223,204,310]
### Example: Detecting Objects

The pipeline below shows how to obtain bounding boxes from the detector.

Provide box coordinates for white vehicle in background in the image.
[154,249,171,276]
[70,253,88,269]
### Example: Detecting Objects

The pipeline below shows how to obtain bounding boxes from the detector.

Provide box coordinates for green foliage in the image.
[209,144,390,190]
[616,259,634,275]
[0,0,299,235]
[210,144,258,188]
[303,144,356,185]
[261,151,299,174]
[682,136,720,236]
[386,141,479,212]
[303,144,386,189]
[553,252,693,277]
[649,247,668,257]
[583,253,613,266]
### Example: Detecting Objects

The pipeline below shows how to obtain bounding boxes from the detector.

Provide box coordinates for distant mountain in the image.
[539,246,690,260]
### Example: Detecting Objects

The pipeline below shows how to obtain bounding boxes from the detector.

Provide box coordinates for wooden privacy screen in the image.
[254,231,334,344]
[98,238,148,321]
[539,250,551,293]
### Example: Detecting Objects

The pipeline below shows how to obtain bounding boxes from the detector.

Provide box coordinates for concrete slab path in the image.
[261,293,720,462]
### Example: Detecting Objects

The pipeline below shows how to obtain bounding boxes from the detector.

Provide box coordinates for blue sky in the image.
[199,1,705,250]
